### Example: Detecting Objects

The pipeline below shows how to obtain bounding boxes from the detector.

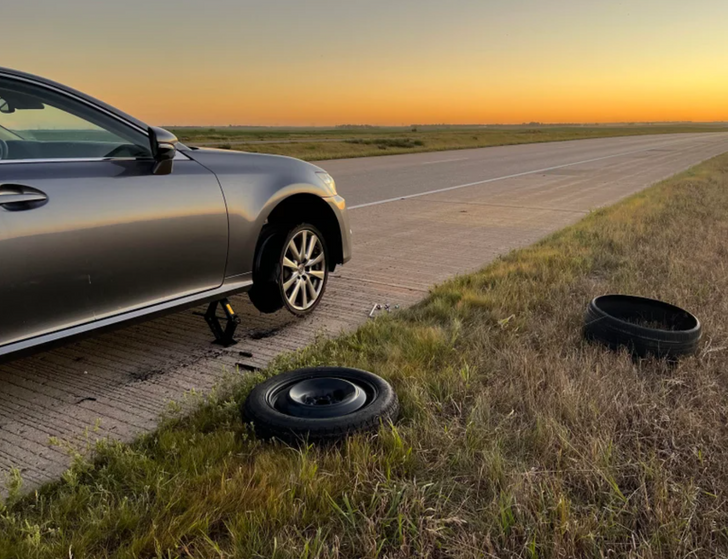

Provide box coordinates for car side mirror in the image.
[149,126,178,175]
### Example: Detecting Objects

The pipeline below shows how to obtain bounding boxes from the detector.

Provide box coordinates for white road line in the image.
[420,157,470,165]
[348,141,690,210]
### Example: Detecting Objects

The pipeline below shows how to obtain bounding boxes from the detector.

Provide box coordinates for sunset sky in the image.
[3,0,727,126]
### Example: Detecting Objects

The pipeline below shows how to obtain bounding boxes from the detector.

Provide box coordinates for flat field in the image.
[170,124,728,160]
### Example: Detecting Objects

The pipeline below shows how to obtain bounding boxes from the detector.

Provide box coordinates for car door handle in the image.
[0,184,48,209]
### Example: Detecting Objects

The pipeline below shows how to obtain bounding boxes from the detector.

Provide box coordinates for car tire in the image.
[242,367,399,442]
[248,228,286,314]
[249,223,330,316]
[583,294,702,359]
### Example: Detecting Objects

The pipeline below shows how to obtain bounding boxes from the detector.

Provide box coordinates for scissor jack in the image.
[203,298,241,347]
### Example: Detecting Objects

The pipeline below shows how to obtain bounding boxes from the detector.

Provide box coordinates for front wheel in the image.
[249,223,329,316]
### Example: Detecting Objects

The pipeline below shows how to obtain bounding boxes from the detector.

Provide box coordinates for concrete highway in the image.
[2,132,728,491]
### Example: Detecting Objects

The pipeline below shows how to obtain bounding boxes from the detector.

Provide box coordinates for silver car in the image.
[0,67,352,359]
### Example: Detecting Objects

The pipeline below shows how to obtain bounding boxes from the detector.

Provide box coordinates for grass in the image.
[170,124,728,161]
[3,153,728,557]
[344,138,425,149]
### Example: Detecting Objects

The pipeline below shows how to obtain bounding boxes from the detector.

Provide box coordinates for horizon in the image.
[161,121,728,129]
[4,0,728,126]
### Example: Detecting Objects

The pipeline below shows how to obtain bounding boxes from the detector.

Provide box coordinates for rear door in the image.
[0,76,228,349]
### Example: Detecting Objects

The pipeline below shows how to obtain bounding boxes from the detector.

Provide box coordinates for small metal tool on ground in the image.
[369,302,400,318]
[369,303,384,318]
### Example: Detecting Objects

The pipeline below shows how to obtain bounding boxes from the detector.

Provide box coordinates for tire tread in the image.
[583,295,701,358]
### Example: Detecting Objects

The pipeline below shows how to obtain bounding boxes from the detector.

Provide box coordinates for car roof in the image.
[0,66,150,133]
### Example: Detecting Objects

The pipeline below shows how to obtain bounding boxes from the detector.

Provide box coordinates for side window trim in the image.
[0,151,189,165]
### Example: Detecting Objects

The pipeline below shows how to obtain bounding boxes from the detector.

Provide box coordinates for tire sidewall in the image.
[243,367,398,440]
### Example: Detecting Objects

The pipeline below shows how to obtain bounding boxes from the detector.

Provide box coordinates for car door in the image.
[0,76,228,349]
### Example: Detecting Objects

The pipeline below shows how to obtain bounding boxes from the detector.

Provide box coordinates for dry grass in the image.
[3,154,728,558]
[172,124,728,161]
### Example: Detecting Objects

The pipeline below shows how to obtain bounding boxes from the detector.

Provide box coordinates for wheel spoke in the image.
[309,270,325,280]
[299,231,308,261]
[282,256,298,269]
[302,280,309,308]
[288,280,302,305]
[307,253,324,266]
[305,276,318,300]
[306,235,317,260]
[287,239,301,262]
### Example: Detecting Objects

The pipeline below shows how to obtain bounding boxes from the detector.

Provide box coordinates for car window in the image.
[0,78,152,161]
[0,123,22,142]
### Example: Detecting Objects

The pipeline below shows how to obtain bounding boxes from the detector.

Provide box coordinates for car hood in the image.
[181,147,328,185]
[180,147,338,199]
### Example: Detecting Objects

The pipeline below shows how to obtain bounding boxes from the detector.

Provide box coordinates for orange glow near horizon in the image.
[4,0,728,126]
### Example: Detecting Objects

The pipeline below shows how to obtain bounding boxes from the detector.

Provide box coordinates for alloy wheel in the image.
[281,228,326,312]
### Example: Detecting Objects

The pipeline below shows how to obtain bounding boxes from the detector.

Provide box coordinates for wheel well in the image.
[263,194,343,271]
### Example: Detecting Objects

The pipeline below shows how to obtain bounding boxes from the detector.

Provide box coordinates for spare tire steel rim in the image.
[270,376,374,418]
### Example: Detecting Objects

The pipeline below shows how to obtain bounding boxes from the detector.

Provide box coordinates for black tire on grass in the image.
[242,367,399,443]
[583,294,701,359]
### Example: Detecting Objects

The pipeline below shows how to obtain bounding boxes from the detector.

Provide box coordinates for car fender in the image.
[182,148,336,278]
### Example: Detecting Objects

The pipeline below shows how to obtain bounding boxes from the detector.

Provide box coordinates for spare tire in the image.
[242,367,399,442]
[583,294,701,359]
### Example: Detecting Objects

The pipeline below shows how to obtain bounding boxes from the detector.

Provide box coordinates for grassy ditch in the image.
[172,124,728,161]
[3,154,728,557]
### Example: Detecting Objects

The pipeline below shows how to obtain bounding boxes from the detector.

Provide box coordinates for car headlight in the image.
[316,171,337,195]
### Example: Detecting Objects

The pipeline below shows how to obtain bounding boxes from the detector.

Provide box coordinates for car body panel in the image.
[0,66,352,360]
[0,159,229,346]
[184,148,350,277]
[324,194,352,264]
[0,275,252,362]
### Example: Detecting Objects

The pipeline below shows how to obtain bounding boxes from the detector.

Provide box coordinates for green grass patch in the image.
[171,124,728,161]
[344,138,425,149]
[3,154,728,557]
